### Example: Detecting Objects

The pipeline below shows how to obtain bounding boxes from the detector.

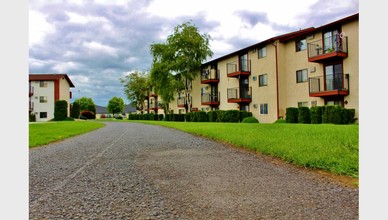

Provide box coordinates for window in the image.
[296,69,308,83]
[39,112,47,118]
[296,38,307,52]
[259,74,268,87]
[260,103,268,114]
[258,46,266,58]
[311,100,317,107]
[40,81,47,87]
[39,96,47,103]
[298,102,308,107]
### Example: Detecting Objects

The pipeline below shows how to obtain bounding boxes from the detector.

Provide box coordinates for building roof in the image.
[202,12,359,66]
[95,104,137,114]
[29,74,75,87]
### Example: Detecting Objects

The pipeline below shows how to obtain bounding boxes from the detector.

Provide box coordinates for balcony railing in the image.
[309,74,349,97]
[201,69,219,84]
[227,59,251,77]
[29,86,34,97]
[307,34,348,62]
[177,97,185,107]
[201,93,220,106]
[29,101,34,112]
[227,85,252,103]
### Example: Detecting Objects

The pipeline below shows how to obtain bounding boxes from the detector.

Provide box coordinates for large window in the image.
[296,69,308,83]
[296,38,307,52]
[260,103,268,114]
[39,96,48,103]
[259,74,268,87]
[298,101,308,107]
[258,46,266,59]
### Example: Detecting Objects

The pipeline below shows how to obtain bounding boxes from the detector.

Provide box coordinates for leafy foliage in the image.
[54,100,68,121]
[74,97,96,114]
[71,101,81,119]
[107,96,125,116]
[120,71,149,112]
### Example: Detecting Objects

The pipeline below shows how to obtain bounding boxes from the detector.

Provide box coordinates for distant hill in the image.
[95,104,136,114]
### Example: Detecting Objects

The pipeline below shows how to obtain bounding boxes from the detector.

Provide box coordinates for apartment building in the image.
[29,74,75,122]
[169,13,358,123]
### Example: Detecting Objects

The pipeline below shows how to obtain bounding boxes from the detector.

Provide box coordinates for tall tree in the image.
[74,97,96,113]
[120,71,149,113]
[107,96,125,116]
[150,21,213,113]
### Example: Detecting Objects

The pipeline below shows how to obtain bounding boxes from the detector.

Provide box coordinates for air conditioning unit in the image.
[253,104,258,109]
[35,96,38,99]
[310,67,316,73]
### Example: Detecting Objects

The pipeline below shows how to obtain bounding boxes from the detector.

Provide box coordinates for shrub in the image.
[158,114,164,121]
[274,119,286,123]
[341,108,356,124]
[286,107,298,123]
[196,111,209,122]
[310,106,323,124]
[80,110,95,119]
[242,116,259,123]
[115,115,123,120]
[223,110,240,122]
[298,107,311,124]
[322,105,342,124]
[71,101,80,119]
[239,110,253,122]
[208,111,217,122]
[54,100,68,121]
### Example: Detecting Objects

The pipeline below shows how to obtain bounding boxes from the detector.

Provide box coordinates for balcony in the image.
[227,86,252,103]
[307,34,348,63]
[309,74,349,97]
[149,102,161,111]
[29,101,34,112]
[149,92,157,97]
[201,69,219,84]
[201,93,220,106]
[29,86,34,97]
[177,97,185,108]
[227,59,251,77]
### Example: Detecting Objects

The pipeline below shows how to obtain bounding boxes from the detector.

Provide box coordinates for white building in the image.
[29,74,75,122]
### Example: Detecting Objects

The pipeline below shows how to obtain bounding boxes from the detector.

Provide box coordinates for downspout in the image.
[271,41,280,119]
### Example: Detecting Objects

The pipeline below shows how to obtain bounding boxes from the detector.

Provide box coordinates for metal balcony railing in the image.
[201,69,219,82]
[307,34,348,60]
[201,93,220,105]
[227,85,252,102]
[226,59,251,76]
[309,74,349,96]
[177,97,185,107]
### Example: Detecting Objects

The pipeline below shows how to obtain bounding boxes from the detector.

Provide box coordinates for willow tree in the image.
[120,71,150,113]
[150,21,213,113]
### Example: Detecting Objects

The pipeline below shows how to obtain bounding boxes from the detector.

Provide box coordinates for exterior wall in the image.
[217,56,240,111]
[58,77,72,117]
[31,81,55,122]
[342,20,359,119]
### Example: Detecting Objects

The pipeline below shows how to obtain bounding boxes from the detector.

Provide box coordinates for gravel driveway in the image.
[30,122,358,219]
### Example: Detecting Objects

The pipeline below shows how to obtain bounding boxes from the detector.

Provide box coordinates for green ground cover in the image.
[29,121,105,148]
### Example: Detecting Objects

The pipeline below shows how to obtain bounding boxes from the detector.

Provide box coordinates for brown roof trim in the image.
[29,73,75,87]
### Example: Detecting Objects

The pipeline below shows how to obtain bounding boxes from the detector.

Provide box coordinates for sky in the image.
[29,0,359,106]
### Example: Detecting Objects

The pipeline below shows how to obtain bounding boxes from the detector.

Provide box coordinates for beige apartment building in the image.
[29,74,75,122]
[166,13,359,123]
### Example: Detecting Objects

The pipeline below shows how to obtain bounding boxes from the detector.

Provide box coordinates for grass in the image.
[136,121,359,178]
[29,121,105,148]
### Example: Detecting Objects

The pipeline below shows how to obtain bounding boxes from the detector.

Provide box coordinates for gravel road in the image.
[30,122,358,219]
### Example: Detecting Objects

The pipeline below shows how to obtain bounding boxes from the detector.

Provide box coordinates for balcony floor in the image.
[309,89,349,97]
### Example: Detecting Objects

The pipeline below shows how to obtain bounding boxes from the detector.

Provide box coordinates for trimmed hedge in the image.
[242,116,259,123]
[54,100,68,121]
[298,107,311,124]
[310,106,323,124]
[80,110,95,119]
[286,107,298,123]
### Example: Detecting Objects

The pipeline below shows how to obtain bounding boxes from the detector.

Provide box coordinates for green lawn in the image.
[29,121,105,148]
[137,121,359,178]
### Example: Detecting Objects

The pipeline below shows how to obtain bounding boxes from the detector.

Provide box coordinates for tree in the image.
[120,71,149,113]
[107,96,125,116]
[74,97,96,114]
[54,100,68,121]
[150,21,213,113]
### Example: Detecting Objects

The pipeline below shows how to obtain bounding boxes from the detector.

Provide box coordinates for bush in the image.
[158,114,164,121]
[341,108,356,124]
[310,106,323,124]
[54,100,68,121]
[322,105,342,124]
[208,111,217,122]
[242,116,259,123]
[274,119,286,123]
[298,107,311,124]
[115,115,123,120]
[286,107,298,123]
[71,101,80,119]
[239,110,253,122]
[196,111,209,122]
[80,110,95,119]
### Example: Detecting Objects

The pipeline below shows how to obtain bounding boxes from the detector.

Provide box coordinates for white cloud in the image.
[66,12,110,24]
[29,10,55,46]
[52,61,80,72]
[82,41,118,57]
